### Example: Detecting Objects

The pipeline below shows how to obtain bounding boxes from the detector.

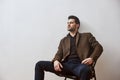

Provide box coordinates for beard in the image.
[67,27,76,32]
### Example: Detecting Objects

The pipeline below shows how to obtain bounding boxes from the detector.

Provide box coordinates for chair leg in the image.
[64,77,67,80]
[72,77,79,80]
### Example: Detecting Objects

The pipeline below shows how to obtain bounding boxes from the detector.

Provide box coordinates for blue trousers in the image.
[35,59,91,80]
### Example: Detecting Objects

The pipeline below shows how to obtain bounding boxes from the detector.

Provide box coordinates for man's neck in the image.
[69,31,77,37]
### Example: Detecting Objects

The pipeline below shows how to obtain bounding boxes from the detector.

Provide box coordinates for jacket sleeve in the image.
[52,39,63,62]
[89,33,103,61]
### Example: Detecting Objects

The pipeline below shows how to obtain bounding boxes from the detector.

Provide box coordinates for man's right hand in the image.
[53,60,63,72]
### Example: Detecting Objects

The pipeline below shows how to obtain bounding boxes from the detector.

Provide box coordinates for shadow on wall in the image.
[95,44,120,80]
[79,21,95,33]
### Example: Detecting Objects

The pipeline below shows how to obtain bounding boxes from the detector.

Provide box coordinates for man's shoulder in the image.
[61,32,93,38]
[80,32,93,37]
[60,32,94,41]
[61,36,68,41]
[59,33,69,42]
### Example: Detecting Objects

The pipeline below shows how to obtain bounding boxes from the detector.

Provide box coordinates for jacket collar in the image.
[67,32,80,46]
[75,32,80,46]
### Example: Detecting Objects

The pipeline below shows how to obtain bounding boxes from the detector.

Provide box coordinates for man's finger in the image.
[82,59,87,64]
[59,63,63,68]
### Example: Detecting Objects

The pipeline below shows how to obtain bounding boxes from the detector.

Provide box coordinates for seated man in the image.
[35,15,103,80]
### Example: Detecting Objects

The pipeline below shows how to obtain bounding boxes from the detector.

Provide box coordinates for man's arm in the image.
[88,33,103,62]
[52,39,64,71]
[52,39,63,62]
[82,33,103,65]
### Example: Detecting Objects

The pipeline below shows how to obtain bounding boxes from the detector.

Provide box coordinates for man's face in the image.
[67,19,79,32]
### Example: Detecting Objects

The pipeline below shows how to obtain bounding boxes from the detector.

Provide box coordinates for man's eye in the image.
[70,22,74,24]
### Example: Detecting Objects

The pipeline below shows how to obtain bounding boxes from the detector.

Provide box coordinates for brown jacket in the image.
[52,32,103,62]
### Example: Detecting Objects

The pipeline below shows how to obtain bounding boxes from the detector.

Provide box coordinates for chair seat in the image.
[63,74,78,79]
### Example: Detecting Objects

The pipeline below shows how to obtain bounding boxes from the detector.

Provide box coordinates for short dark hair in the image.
[68,15,80,25]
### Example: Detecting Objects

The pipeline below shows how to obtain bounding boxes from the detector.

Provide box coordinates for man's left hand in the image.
[81,58,93,65]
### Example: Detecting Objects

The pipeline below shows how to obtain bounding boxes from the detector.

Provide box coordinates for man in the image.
[35,15,103,80]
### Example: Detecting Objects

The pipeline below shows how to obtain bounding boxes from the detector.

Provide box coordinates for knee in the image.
[35,61,44,69]
[81,65,90,74]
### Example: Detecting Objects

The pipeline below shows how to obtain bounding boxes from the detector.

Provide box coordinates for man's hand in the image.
[54,60,63,72]
[82,58,93,65]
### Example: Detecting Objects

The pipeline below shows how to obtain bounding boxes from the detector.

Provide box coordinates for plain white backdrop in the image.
[0,0,120,80]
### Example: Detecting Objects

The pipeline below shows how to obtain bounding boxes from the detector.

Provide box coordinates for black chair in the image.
[58,62,96,80]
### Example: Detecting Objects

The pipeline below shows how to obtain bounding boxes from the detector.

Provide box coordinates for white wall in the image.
[0,0,120,80]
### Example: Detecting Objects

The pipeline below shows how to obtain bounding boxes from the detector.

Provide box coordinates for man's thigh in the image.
[36,61,55,72]
[61,61,90,77]
[72,64,91,77]
[36,61,63,75]
[61,61,79,76]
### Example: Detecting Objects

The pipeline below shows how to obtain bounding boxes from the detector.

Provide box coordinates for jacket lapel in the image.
[66,35,70,50]
[76,32,80,46]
